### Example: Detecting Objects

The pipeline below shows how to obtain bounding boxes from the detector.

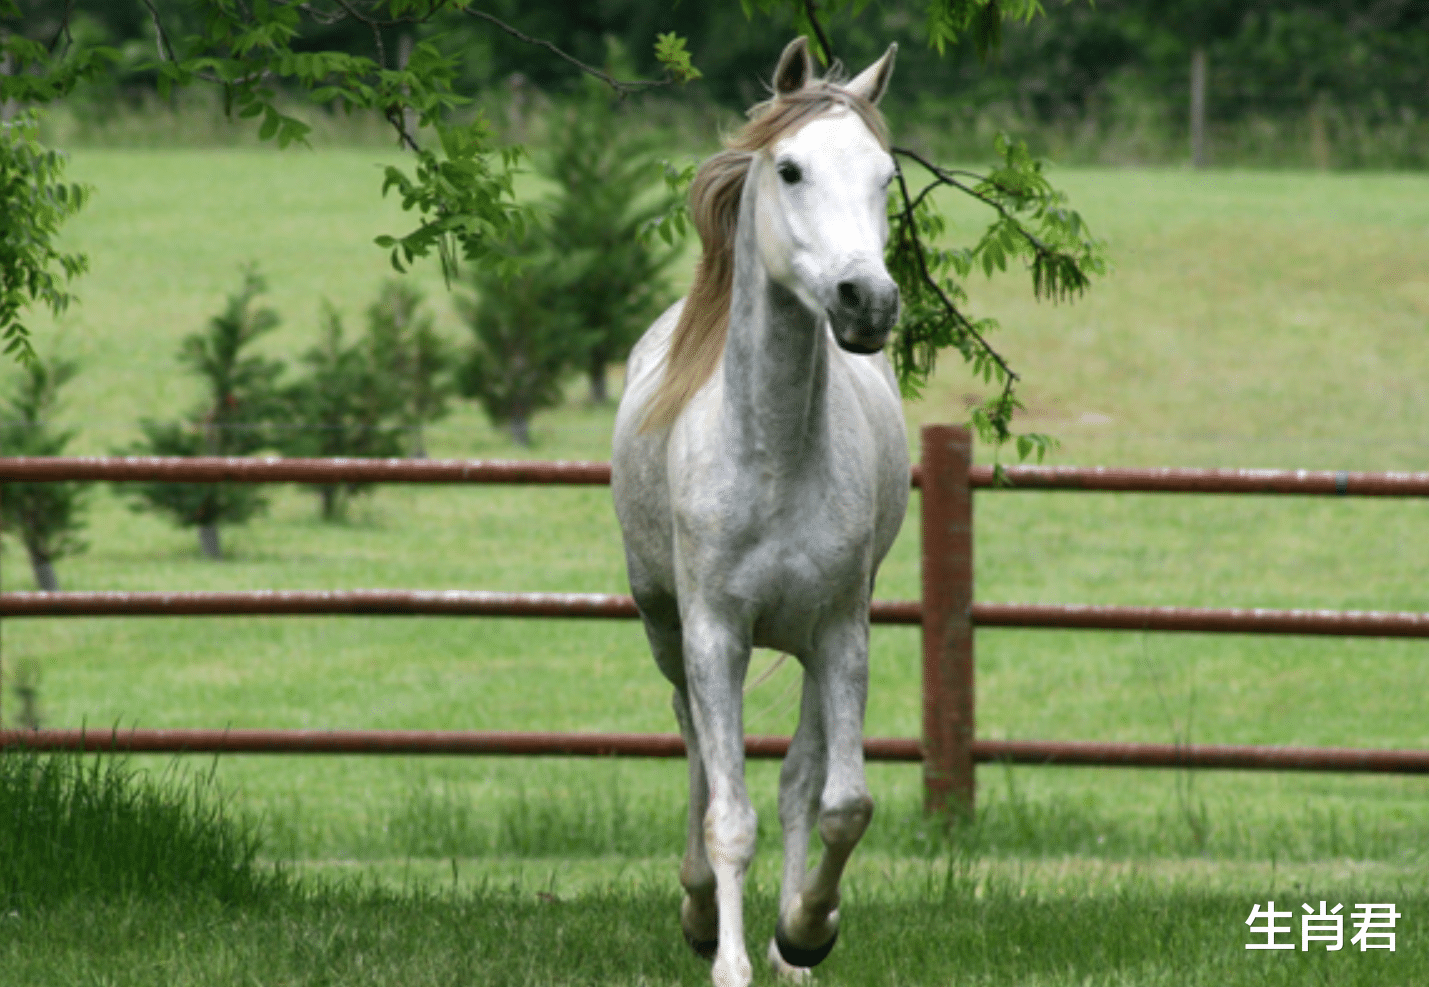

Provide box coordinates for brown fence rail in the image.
[5,591,1429,639]
[2,426,1426,812]
[7,455,1429,496]
[5,729,1427,775]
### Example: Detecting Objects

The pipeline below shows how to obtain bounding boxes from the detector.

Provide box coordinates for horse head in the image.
[752,37,901,355]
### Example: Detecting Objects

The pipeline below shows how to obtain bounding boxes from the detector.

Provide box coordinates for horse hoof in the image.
[767,938,814,982]
[774,921,838,969]
[684,929,719,961]
[681,894,719,960]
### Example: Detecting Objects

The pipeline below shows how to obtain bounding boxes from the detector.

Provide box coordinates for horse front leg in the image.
[775,620,874,970]
[683,609,757,987]
[768,670,826,981]
[639,606,720,959]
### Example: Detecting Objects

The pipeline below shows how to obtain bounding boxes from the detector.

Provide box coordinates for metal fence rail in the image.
[5,729,1427,775]
[4,591,1429,639]
[7,455,1429,495]
[2,426,1426,812]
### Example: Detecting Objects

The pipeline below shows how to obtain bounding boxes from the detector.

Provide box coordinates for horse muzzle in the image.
[828,274,899,354]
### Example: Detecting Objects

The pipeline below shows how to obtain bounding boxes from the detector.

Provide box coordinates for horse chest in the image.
[675,467,875,646]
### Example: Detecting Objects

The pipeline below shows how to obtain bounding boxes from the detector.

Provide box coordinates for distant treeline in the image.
[8,0,1427,164]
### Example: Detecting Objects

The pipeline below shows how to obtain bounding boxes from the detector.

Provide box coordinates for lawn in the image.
[1,147,1426,981]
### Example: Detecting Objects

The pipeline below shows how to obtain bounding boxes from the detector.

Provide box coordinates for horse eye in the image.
[777,161,802,185]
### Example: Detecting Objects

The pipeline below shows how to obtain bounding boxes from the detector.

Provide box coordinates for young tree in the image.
[363,279,455,457]
[0,355,89,590]
[541,76,681,404]
[455,232,589,446]
[281,302,406,520]
[125,267,285,559]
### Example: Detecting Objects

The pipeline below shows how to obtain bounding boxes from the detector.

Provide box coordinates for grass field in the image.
[1,146,1427,982]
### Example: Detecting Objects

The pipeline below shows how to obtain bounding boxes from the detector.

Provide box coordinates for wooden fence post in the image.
[920,424,974,814]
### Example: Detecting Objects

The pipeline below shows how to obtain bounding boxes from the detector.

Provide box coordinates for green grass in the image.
[5,747,1423,985]
[0,749,280,907]
[4,857,1424,986]
[1,148,1427,981]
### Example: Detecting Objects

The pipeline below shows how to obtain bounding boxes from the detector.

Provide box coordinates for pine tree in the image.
[0,356,89,590]
[125,266,285,559]
[280,302,406,520]
[456,232,589,447]
[541,79,680,404]
[363,280,454,458]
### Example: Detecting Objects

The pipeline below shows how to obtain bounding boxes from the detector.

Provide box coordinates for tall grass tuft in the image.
[0,747,285,907]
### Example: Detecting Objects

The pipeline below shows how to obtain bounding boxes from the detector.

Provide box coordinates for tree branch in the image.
[139,0,270,88]
[47,0,77,55]
[330,0,387,69]
[894,144,1054,257]
[801,0,836,68]
[892,159,1019,395]
[139,0,178,64]
[462,7,673,95]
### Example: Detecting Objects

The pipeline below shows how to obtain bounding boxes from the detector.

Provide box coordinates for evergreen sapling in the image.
[0,355,88,590]
[123,267,285,558]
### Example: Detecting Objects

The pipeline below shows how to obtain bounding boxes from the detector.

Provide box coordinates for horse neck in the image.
[720,192,830,470]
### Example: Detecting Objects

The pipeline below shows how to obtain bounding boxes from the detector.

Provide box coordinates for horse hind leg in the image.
[672,687,719,959]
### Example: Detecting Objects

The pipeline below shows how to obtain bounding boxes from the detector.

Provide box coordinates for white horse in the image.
[612,37,908,987]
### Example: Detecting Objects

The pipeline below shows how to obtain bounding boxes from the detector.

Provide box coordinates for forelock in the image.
[731,81,889,155]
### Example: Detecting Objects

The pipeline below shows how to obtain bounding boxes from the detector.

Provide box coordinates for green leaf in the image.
[654,32,702,83]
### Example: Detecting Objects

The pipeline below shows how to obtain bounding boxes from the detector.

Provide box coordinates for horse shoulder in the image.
[612,298,692,603]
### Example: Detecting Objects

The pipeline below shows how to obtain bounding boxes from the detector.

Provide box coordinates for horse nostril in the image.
[838,281,861,311]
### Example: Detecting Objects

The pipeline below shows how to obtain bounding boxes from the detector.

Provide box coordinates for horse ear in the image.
[773,36,813,96]
[846,42,897,105]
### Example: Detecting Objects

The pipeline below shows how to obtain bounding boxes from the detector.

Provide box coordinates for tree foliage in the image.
[281,302,406,519]
[280,283,452,518]
[0,111,89,366]
[0,353,89,590]
[887,135,1104,458]
[363,279,454,456]
[456,231,587,446]
[123,267,284,557]
[540,76,680,403]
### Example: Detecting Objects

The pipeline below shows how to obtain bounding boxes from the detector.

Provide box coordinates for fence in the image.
[3,423,1429,812]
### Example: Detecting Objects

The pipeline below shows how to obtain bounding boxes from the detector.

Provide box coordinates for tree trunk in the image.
[1189,46,1208,169]
[509,412,531,447]
[1309,97,1330,170]
[199,524,222,560]
[25,545,57,592]
[588,355,609,405]
[0,45,15,123]
[397,34,418,145]
[320,485,341,521]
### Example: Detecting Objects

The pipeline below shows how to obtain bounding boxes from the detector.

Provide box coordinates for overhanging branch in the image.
[463,7,675,95]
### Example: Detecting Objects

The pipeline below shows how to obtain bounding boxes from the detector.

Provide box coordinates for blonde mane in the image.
[640,79,889,432]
